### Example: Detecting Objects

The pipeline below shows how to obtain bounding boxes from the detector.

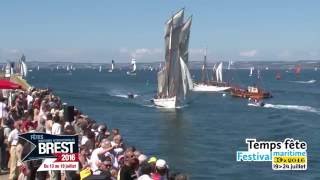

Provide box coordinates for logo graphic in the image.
[19,133,79,171]
[236,138,307,170]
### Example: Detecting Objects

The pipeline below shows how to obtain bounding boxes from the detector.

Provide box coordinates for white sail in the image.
[131,59,136,72]
[212,64,217,80]
[99,65,102,72]
[179,17,192,63]
[67,65,70,71]
[37,65,40,71]
[249,67,254,76]
[109,60,115,72]
[216,62,223,82]
[228,60,232,70]
[180,57,193,98]
[213,64,217,71]
[21,61,27,77]
[19,55,27,77]
[5,63,11,78]
[56,65,59,70]
[157,67,167,95]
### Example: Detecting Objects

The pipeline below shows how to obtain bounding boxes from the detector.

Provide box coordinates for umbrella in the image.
[0,79,22,89]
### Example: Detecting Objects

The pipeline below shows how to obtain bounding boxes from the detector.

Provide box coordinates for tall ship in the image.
[153,9,193,108]
[193,50,230,92]
[108,60,115,72]
[126,58,136,75]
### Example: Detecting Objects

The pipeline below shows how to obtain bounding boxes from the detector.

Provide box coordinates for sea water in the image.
[28,68,320,179]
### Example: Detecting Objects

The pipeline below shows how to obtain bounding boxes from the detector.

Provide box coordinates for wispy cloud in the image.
[239,50,258,57]
[118,48,163,60]
[130,48,162,58]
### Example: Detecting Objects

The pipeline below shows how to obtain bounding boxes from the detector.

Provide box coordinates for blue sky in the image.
[0,0,319,62]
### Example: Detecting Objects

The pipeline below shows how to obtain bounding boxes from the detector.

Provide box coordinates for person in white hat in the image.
[152,159,169,180]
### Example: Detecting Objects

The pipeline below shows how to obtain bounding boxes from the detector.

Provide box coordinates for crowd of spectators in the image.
[0,88,187,180]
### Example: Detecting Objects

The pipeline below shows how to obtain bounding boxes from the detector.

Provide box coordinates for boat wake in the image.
[114,94,139,99]
[290,79,316,84]
[251,103,320,114]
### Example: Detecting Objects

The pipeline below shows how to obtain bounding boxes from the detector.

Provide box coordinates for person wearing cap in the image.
[147,156,157,174]
[95,125,108,147]
[152,159,169,180]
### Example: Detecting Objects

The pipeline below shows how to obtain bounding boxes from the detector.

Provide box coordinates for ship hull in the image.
[153,96,177,108]
[230,88,272,99]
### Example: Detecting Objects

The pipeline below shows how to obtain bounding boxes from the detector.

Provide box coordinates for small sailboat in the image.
[126,59,137,75]
[227,60,232,70]
[249,67,254,77]
[66,65,70,71]
[99,65,102,72]
[37,65,40,71]
[193,52,231,92]
[153,9,193,108]
[108,60,115,72]
[19,54,28,78]
[148,66,153,71]
[56,65,59,70]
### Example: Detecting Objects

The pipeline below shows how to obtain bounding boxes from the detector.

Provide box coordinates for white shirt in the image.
[138,174,153,180]
[27,95,33,105]
[3,125,11,138]
[8,128,19,146]
[90,147,103,172]
[51,122,61,135]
